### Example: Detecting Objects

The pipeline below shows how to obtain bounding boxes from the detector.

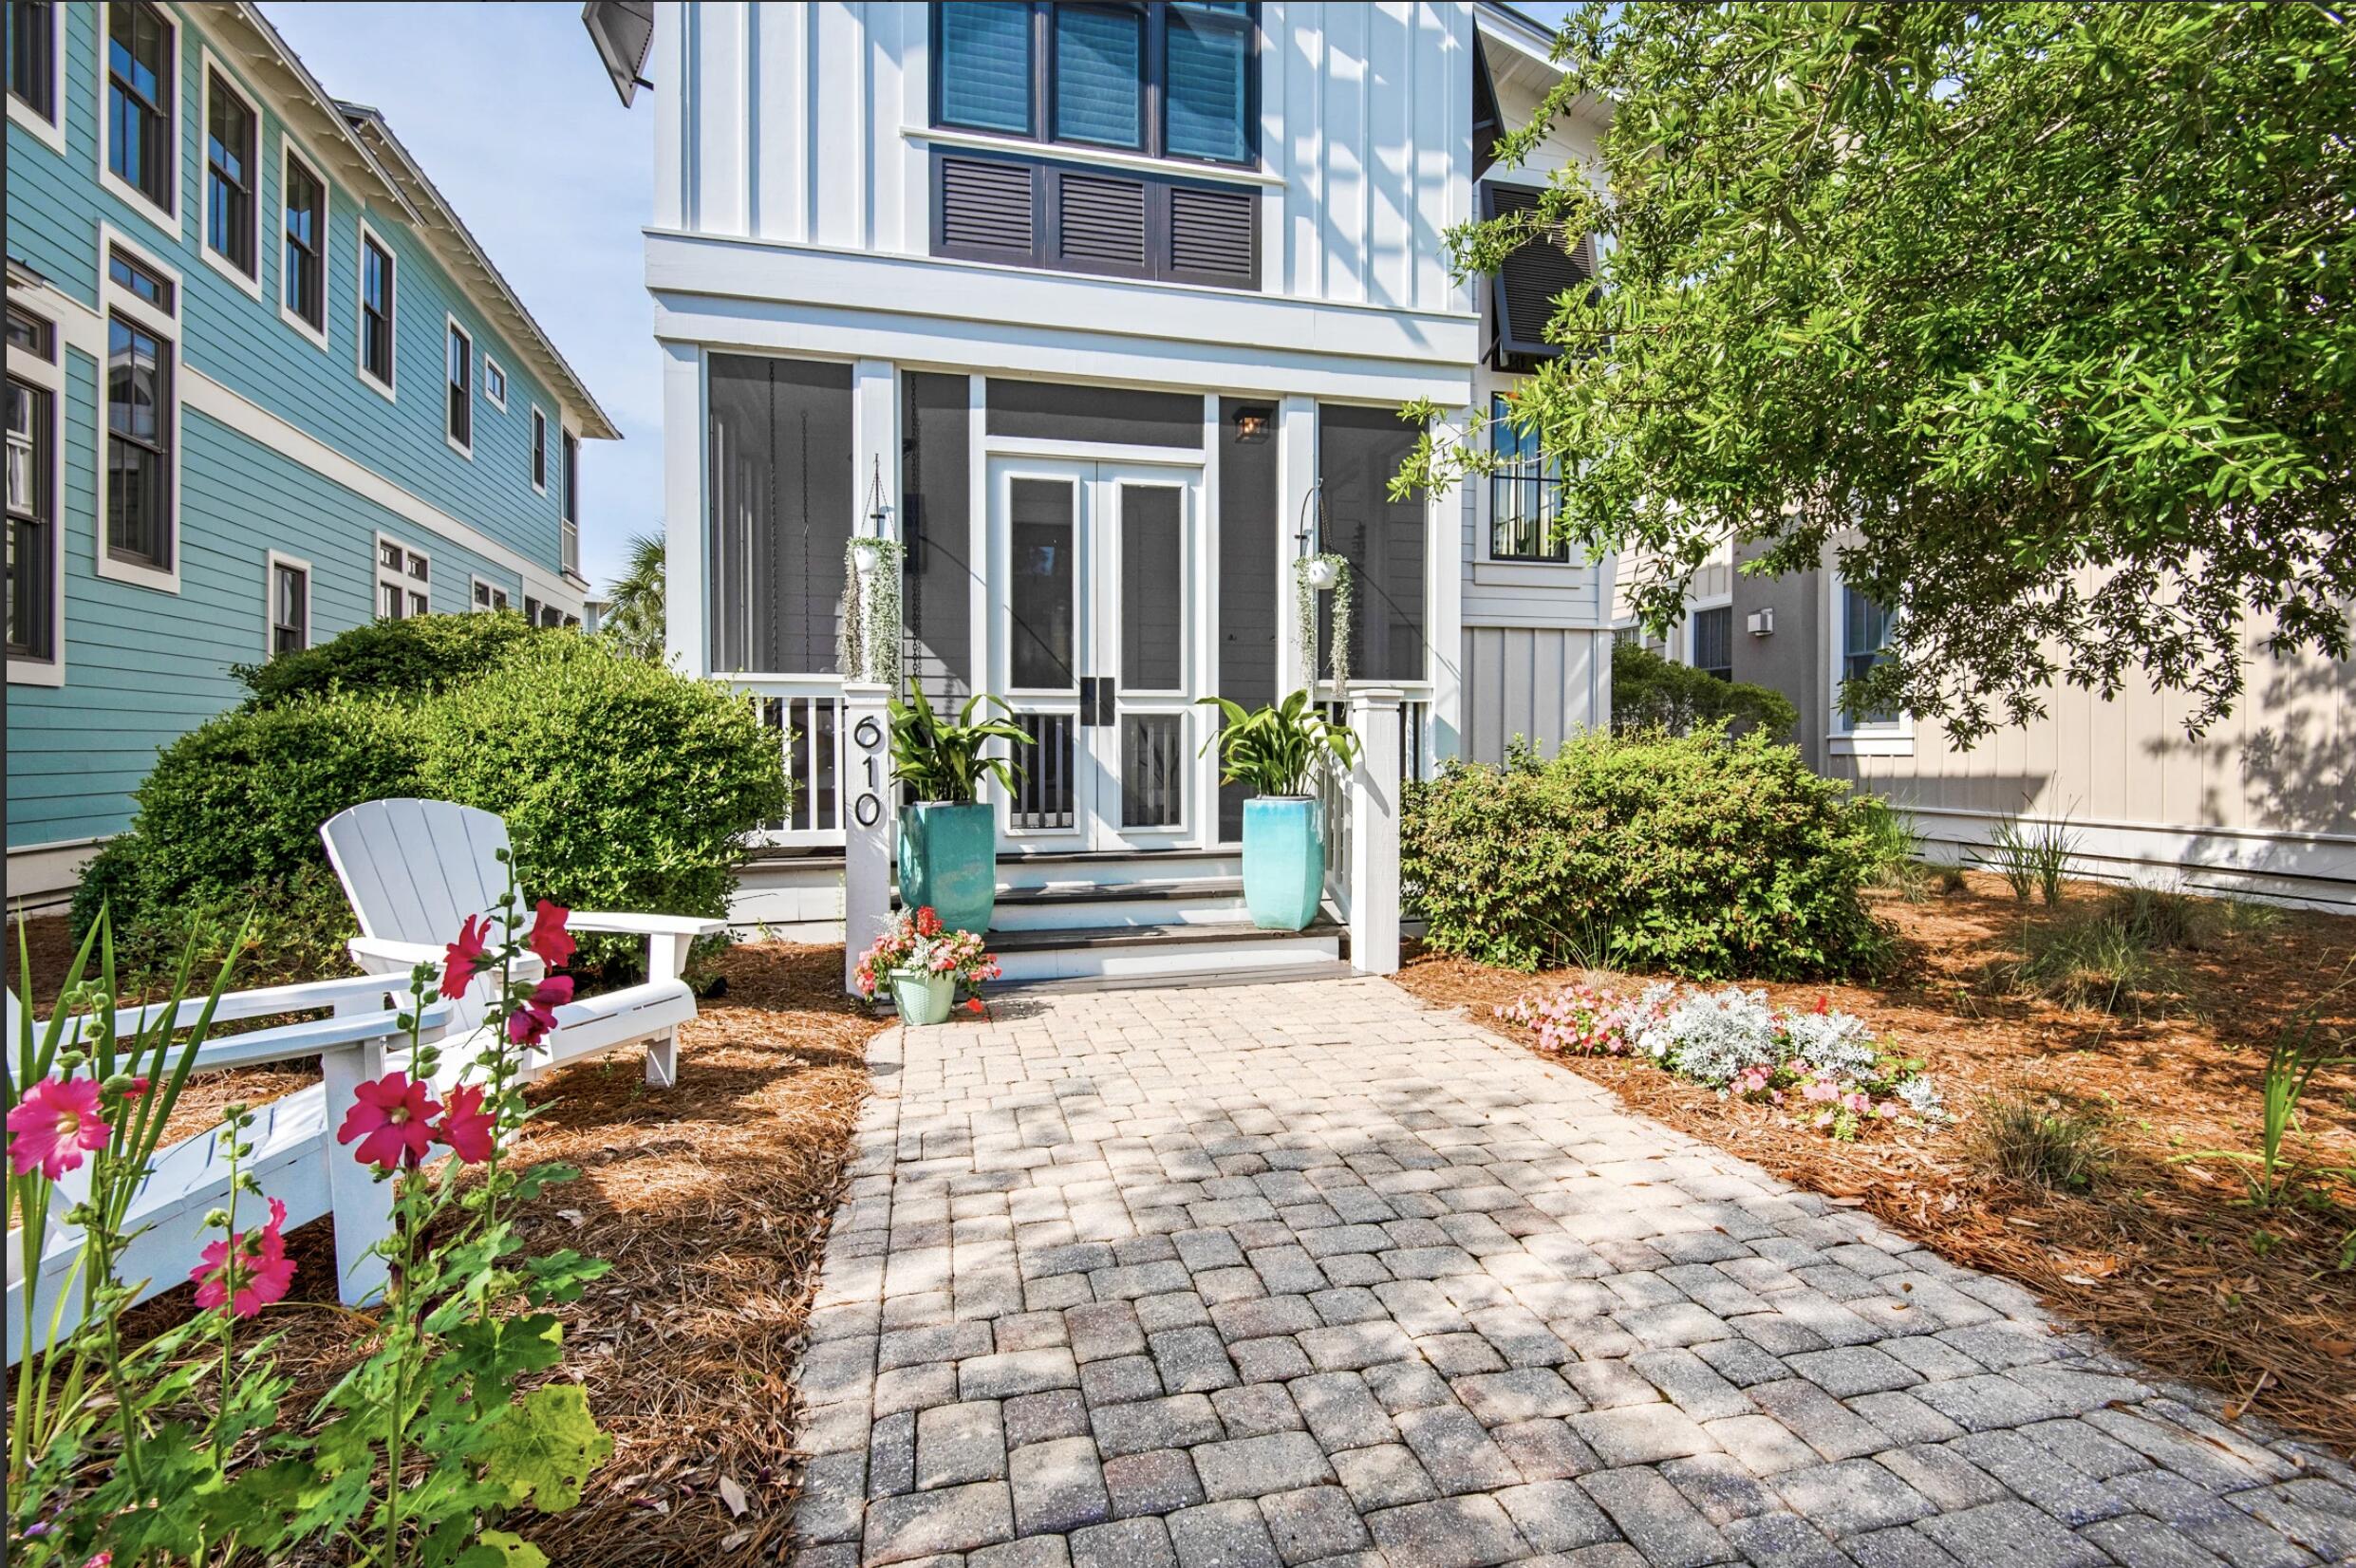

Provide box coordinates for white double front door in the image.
[987,455,1207,852]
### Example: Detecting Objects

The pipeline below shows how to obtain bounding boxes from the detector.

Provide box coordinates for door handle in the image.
[1078,677,1115,727]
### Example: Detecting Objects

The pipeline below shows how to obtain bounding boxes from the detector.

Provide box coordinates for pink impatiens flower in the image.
[338,1072,444,1170]
[9,1076,111,1179]
[441,913,493,1000]
[527,899,576,971]
[189,1196,296,1318]
[434,1083,497,1164]
[506,974,575,1048]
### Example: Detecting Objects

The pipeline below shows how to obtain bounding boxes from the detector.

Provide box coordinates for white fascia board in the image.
[653,294,1474,407]
[644,231,1481,384]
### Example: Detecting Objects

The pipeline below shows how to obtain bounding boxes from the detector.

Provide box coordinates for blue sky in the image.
[263,2,1580,595]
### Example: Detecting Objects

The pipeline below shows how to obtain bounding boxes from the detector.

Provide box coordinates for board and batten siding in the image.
[1459,625,1612,764]
[658,0,1476,319]
[6,1,582,872]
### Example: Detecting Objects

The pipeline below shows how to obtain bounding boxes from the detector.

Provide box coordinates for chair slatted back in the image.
[320,799,515,946]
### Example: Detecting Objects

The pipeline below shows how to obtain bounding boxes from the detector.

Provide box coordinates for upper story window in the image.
[205,68,259,282]
[1487,392,1568,563]
[933,2,1257,169]
[9,1,57,123]
[445,319,473,455]
[106,312,175,571]
[106,1,176,215]
[360,230,396,391]
[109,246,176,312]
[531,407,548,492]
[8,343,57,665]
[560,431,580,573]
[269,554,309,654]
[1692,605,1732,681]
[282,155,327,337]
[482,357,507,410]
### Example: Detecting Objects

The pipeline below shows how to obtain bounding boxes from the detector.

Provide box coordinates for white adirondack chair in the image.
[6,975,452,1364]
[319,799,725,1091]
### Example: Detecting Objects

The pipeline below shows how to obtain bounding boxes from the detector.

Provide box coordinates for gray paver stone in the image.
[1166,1499,1282,1568]
[1577,1466,1736,1568]
[1071,1517,1179,1568]
[1395,1403,1524,1494]
[1912,1500,2111,1568]
[917,1402,1009,1490]
[865,1481,1017,1565]
[1258,1485,1372,1566]
[1571,1402,1718,1467]
[1773,1458,1937,1536]
[1720,1512,1849,1568]
[1009,1436,1112,1536]
[1105,1447,1205,1519]
[1192,1431,1337,1503]
[1330,1443,1438,1510]
[1495,1478,1618,1553]
[1365,1494,1529,1568]
[1093,1393,1224,1459]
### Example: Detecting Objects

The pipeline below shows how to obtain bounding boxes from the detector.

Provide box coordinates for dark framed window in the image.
[561,432,580,573]
[270,558,309,654]
[531,408,548,489]
[7,305,55,361]
[106,1,175,212]
[932,1,1258,169]
[482,358,506,407]
[206,70,257,275]
[1840,584,1898,724]
[361,234,395,387]
[105,312,174,570]
[706,355,852,673]
[1692,605,1732,681]
[471,578,509,612]
[9,0,56,121]
[377,536,428,619]
[282,155,326,329]
[445,321,473,452]
[108,247,175,312]
[1487,392,1567,562]
[7,372,55,661]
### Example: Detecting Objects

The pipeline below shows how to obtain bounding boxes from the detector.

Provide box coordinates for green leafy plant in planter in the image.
[888,681,1032,934]
[1198,689,1361,930]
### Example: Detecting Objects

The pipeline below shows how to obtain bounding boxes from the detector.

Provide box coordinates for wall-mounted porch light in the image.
[1232,405,1273,444]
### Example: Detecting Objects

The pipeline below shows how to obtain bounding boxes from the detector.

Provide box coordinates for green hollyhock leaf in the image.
[479,1384,613,1513]
[457,1529,552,1568]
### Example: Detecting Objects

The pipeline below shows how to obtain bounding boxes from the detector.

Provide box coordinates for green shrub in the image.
[80,635,786,984]
[233,610,542,708]
[1609,640,1797,739]
[72,697,431,954]
[418,635,787,970]
[1403,726,1887,980]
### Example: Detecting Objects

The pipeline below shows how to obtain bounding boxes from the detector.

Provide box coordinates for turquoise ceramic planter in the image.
[889,968,956,1026]
[898,800,997,934]
[1243,796,1324,931]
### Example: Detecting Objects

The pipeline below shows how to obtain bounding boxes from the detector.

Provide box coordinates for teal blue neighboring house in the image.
[6,0,619,907]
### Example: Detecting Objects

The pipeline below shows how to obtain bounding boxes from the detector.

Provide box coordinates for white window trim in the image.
[276,131,332,351]
[264,550,312,655]
[443,313,474,459]
[196,49,263,300]
[93,223,184,594]
[374,530,430,620]
[96,0,186,241]
[354,216,397,402]
[7,0,67,155]
[469,574,512,613]
[1825,565,1914,757]
[529,405,549,495]
[558,420,581,577]
[481,351,508,412]
[7,302,68,686]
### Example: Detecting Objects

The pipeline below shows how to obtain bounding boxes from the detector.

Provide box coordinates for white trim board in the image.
[1898,804,2356,912]
[6,0,67,155]
[6,293,69,688]
[196,47,266,302]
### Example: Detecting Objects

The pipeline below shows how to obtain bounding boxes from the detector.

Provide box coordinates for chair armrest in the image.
[568,912,730,938]
[184,1001,454,1073]
[85,972,433,1041]
[347,936,445,973]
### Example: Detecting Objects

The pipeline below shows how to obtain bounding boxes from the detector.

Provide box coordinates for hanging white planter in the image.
[1294,552,1354,692]
[1302,556,1341,591]
[851,536,889,580]
[837,534,906,688]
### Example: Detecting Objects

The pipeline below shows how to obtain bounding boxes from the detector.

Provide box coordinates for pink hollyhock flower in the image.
[434,1083,497,1164]
[338,1073,443,1170]
[441,913,493,1000]
[9,1076,110,1179]
[506,974,575,1048]
[527,899,576,970]
[190,1197,295,1318]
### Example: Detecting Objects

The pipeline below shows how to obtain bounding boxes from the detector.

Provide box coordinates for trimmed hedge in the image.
[233,611,541,709]
[78,631,786,981]
[1403,727,1887,980]
[1610,640,1797,738]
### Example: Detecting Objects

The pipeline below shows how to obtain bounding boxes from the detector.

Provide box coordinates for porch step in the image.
[990,917,1346,986]
[989,877,1248,931]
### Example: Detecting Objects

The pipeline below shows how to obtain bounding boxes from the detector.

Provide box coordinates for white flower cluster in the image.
[1779,1009,1880,1081]
[1637,986,1780,1087]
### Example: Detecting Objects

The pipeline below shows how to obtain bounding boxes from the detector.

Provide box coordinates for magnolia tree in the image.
[1403,1,2354,739]
[9,865,608,1568]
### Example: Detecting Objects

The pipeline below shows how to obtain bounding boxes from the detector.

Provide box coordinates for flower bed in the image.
[1500,981,1944,1139]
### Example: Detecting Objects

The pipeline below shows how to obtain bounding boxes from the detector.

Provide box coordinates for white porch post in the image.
[1348,688,1403,976]
[660,339,705,675]
[842,681,895,997]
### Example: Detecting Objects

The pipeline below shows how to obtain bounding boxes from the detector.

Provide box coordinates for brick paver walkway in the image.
[787,977,2356,1568]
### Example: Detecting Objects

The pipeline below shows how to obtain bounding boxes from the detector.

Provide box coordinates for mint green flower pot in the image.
[898,800,997,934]
[1243,796,1324,931]
[889,968,956,1026]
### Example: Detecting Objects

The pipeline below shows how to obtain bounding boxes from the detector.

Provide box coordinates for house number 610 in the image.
[852,715,886,827]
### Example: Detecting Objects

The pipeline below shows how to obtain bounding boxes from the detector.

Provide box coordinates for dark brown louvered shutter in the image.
[1484,181,1590,369]
[939,157,1037,261]
[1167,183,1258,288]
[1056,173,1150,271]
[1470,42,1503,179]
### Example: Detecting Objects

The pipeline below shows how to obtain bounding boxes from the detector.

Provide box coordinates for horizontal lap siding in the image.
[7,3,575,853]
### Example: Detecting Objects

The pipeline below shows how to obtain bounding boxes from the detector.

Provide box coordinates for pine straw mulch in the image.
[1393,870,2356,1455]
[92,938,882,1567]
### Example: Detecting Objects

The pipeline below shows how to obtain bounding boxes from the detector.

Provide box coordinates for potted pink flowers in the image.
[853,905,1000,1025]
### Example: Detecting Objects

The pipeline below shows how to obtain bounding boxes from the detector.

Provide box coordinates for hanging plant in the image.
[1294,552,1354,693]
[837,534,906,688]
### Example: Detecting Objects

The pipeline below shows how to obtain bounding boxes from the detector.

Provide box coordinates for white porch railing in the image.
[743,680,849,848]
